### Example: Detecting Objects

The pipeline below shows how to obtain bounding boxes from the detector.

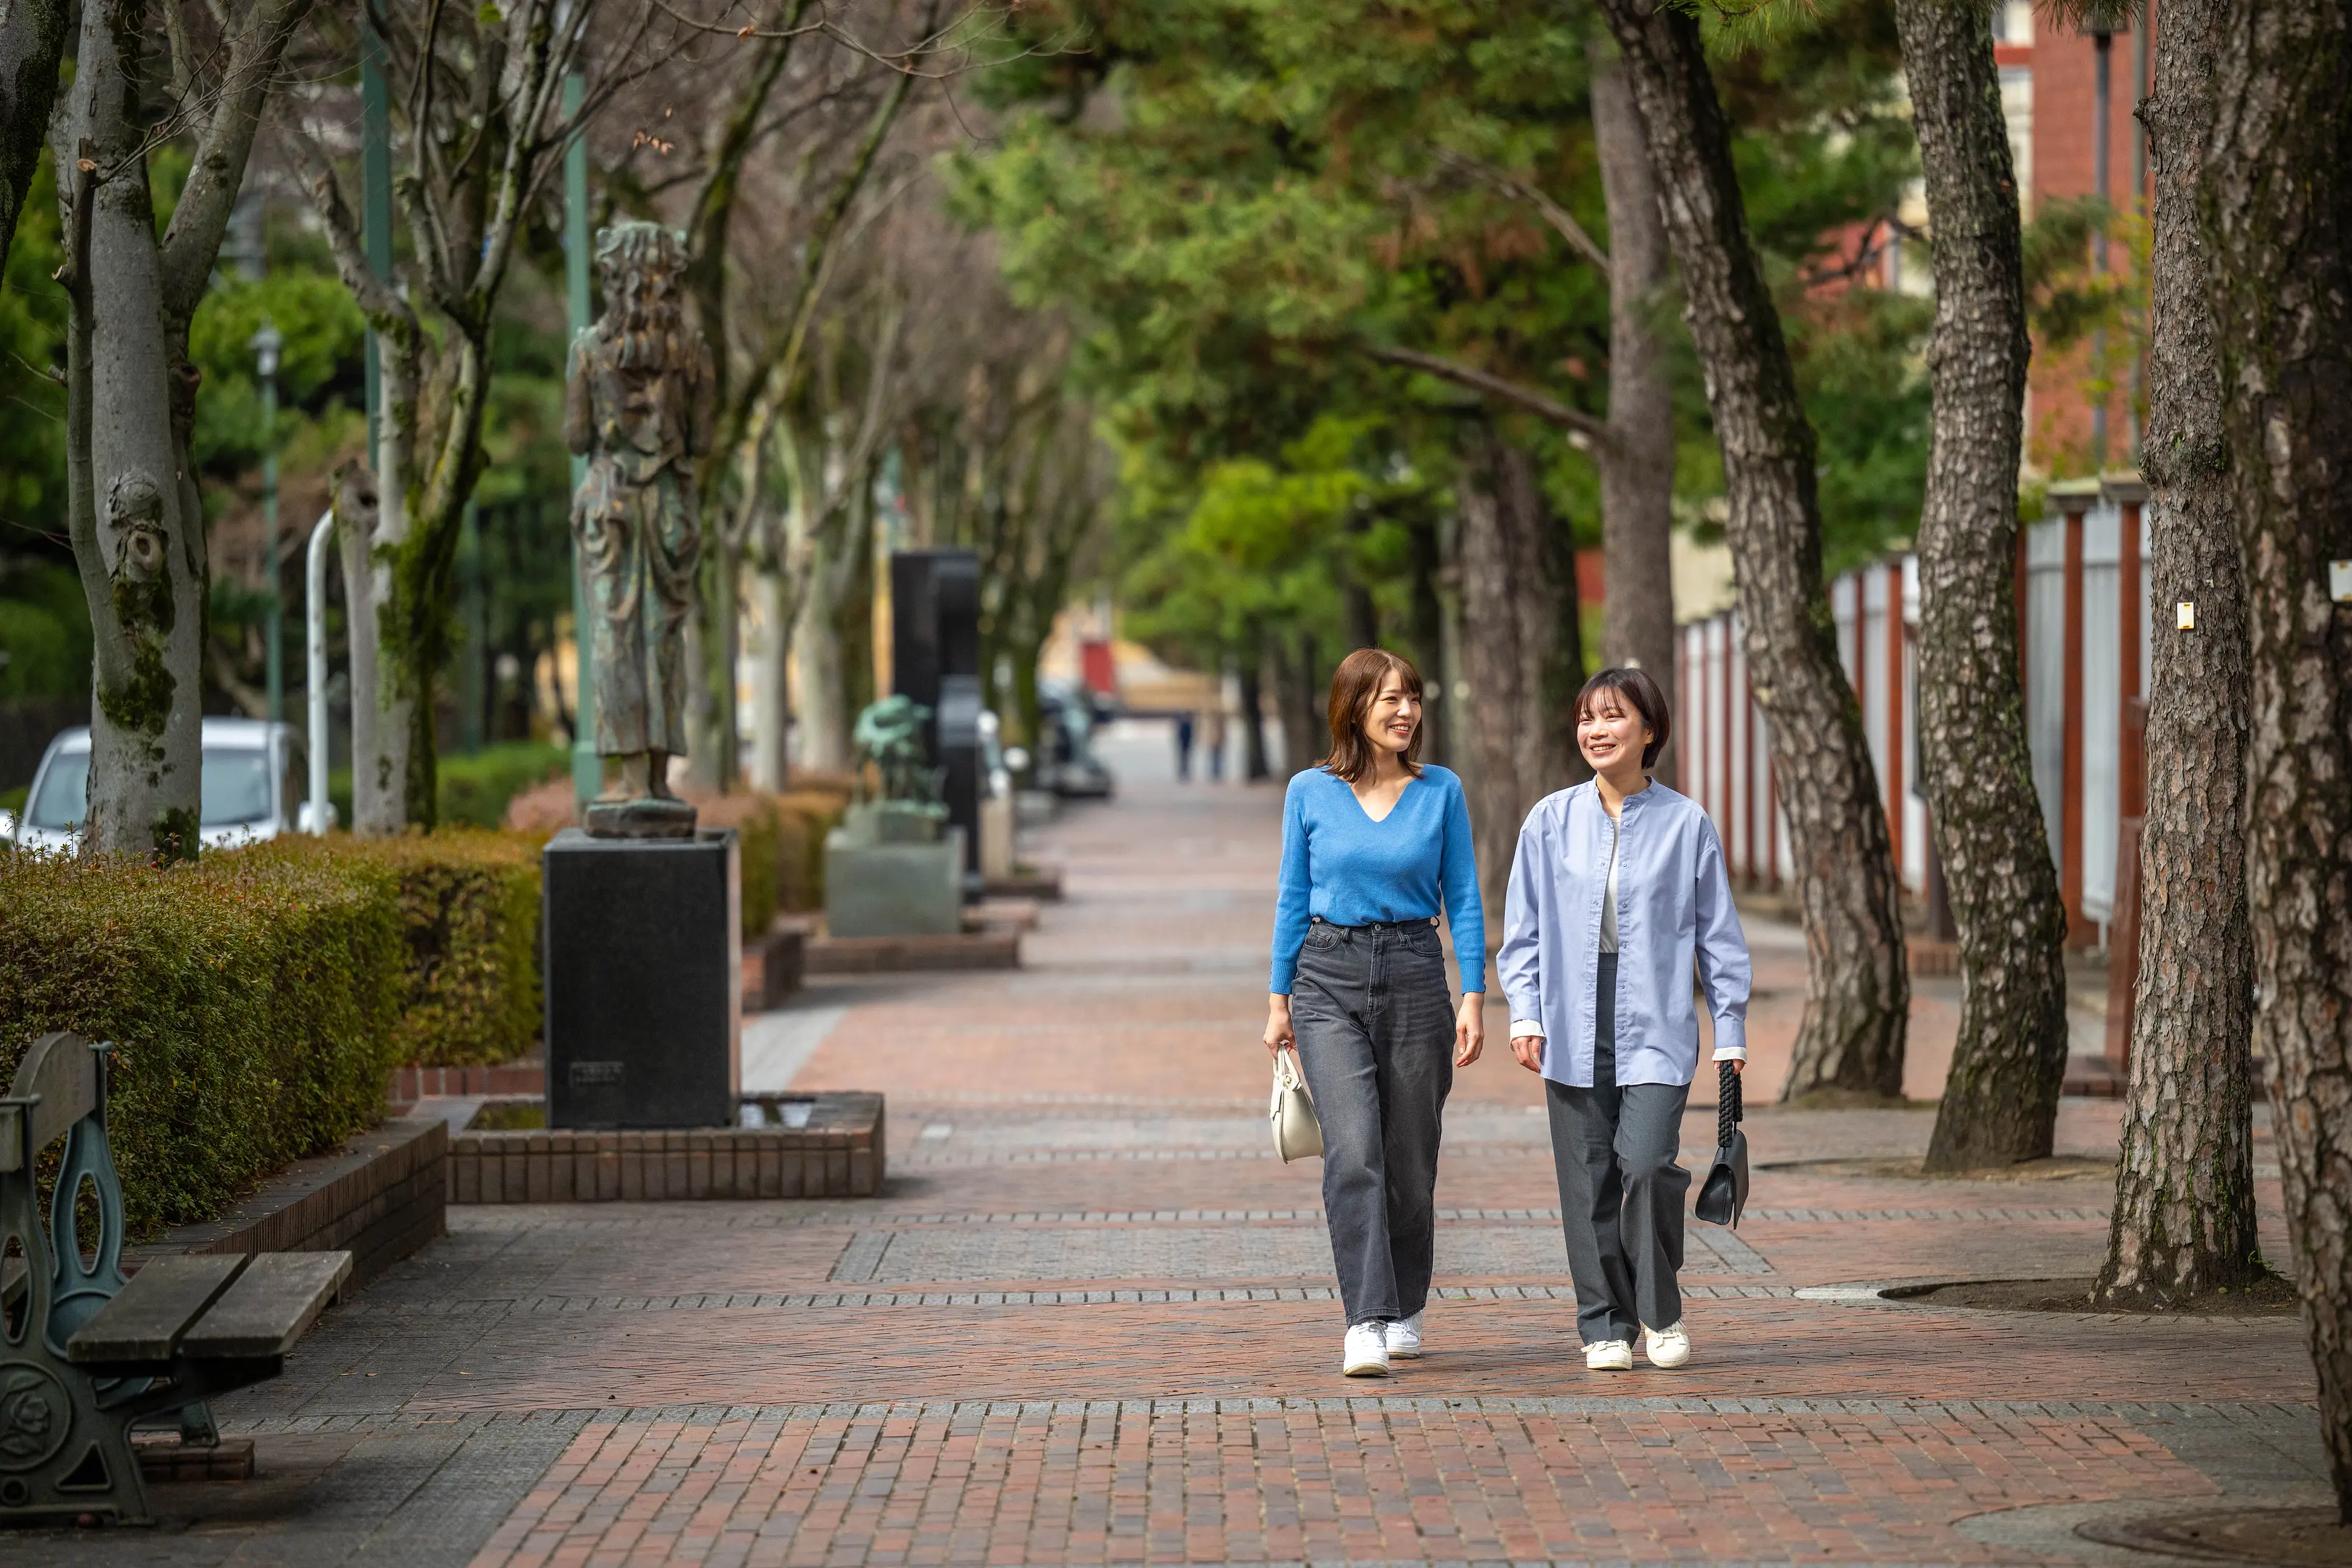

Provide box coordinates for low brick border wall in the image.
[451,1093,884,1202]
[130,1114,447,1287]
[391,1059,545,1109]
[806,932,1018,973]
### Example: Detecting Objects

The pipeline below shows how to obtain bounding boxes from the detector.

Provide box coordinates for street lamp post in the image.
[252,319,285,726]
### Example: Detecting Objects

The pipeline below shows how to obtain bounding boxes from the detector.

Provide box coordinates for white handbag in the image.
[1270,1048,1323,1161]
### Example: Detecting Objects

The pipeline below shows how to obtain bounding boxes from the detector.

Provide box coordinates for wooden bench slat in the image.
[65,1255,248,1364]
[177,1251,352,1358]
[0,1032,98,1172]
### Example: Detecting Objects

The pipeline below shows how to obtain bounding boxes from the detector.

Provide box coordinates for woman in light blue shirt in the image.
[1265,648,1486,1378]
[1498,666,1749,1373]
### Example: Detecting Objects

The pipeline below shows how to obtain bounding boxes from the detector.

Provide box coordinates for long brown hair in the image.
[1323,648,1426,783]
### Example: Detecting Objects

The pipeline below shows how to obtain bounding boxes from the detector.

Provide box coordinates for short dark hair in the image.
[1323,648,1425,783]
[1575,666,1672,770]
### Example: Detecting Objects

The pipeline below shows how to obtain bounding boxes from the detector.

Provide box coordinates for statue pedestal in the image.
[825,827,965,939]
[544,828,740,1129]
[584,796,697,840]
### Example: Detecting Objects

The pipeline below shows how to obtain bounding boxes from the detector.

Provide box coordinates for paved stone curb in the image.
[336,1281,1808,1317]
[222,1395,2311,1432]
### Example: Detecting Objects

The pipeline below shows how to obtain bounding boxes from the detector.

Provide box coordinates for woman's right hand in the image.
[1265,994,1295,1055]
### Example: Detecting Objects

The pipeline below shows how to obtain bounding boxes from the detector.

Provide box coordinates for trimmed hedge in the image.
[0,830,548,1236]
[248,831,543,1068]
[0,849,404,1238]
[685,788,849,939]
[330,740,572,833]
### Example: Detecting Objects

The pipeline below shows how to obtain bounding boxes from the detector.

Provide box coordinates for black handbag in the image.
[1694,1058,1749,1228]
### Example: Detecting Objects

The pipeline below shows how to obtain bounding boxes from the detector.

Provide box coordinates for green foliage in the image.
[2022,196,2139,350]
[245,832,544,1070]
[187,271,369,483]
[964,0,1932,666]
[0,849,405,1238]
[0,562,91,698]
[435,741,572,828]
[695,788,855,938]
[0,158,68,541]
[0,829,551,1233]
[330,740,571,834]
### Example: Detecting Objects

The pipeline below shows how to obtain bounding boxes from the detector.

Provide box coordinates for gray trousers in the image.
[1290,918,1455,1326]
[1546,953,1691,1344]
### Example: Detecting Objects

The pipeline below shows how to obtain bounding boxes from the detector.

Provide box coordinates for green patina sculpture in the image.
[565,221,714,832]
[854,695,944,808]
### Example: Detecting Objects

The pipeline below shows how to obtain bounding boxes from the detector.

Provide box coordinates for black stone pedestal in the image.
[544,828,740,1129]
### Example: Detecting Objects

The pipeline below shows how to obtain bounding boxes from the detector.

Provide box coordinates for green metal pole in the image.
[360,24,393,449]
[564,73,598,804]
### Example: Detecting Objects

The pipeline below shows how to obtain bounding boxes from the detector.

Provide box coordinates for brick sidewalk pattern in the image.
[6,728,2327,1567]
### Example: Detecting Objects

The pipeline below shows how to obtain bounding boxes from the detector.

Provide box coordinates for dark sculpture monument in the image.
[565,220,714,840]
[544,221,738,1130]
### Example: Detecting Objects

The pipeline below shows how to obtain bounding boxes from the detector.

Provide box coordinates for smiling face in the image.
[1577,685,1654,776]
[1360,667,1421,759]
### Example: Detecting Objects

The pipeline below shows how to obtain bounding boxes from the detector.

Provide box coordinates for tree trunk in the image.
[691,542,741,790]
[1270,632,1318,777]
[1455,423,1584,923]
[1404,509,1448,764]
[2093,0,2262,1304]
[791,540,855,775]
[1238,653,1270,781]
[0,0,68,269]
[2200,0,2352,1514]
[62,0,205,862]
[1892,0,2071,1169]
[1594,0,1909,1103]
[1588,33,1678,786]
[748,563,793,791]
[349,354,415,836]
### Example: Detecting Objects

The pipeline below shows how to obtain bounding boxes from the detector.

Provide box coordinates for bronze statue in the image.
[565,221,714,836]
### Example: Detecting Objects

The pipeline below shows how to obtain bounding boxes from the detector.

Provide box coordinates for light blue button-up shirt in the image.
[1497,779,1751,1088]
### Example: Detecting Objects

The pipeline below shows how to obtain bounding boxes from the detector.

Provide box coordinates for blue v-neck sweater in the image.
[1269,764,1486,995]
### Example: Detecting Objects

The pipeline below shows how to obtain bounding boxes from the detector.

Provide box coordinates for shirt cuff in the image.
[1509,1020,1545,1039]
[1710,1015,1747,1059]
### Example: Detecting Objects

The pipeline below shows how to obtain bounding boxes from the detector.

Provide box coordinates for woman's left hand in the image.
[1454,995,1485,1067]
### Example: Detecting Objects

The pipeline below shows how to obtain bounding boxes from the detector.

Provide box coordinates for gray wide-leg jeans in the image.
[1545,952,1692,1344]
[1290,918,1455,1326]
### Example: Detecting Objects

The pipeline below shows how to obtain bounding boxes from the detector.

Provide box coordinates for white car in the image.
[12,718,309,855]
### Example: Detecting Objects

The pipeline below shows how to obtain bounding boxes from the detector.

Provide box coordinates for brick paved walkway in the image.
[12,725,2328,1566]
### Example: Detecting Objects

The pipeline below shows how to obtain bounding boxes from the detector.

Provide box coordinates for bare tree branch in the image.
[1360,341,1609,447]
[1436,147,1612,279]
[161,0,317,325]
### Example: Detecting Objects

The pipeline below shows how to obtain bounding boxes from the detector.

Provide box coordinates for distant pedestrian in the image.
[1498,667,1749,1373]
[1203,707,1228,781]
[1266,648,1486,1378]
[1175,712,1196,780]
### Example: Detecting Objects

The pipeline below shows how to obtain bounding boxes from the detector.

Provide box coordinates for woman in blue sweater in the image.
[1265,648,1486,1377]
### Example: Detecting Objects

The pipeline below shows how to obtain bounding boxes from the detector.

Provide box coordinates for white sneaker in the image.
[1385,1312,1423,1360]
[1584,1339,1633,1371]
[1343,1321,1391,1377]
[1643,1322,1691,1368]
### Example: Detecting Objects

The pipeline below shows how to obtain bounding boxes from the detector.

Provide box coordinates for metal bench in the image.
[1,1032,351,1524]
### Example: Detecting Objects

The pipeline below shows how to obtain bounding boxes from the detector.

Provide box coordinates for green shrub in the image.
[693,794,780,939]
[250,831,542,1067]
[0,850,403,1238]
[328,740,570,833]
[775,789,848,912]
[436,742,572,828]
